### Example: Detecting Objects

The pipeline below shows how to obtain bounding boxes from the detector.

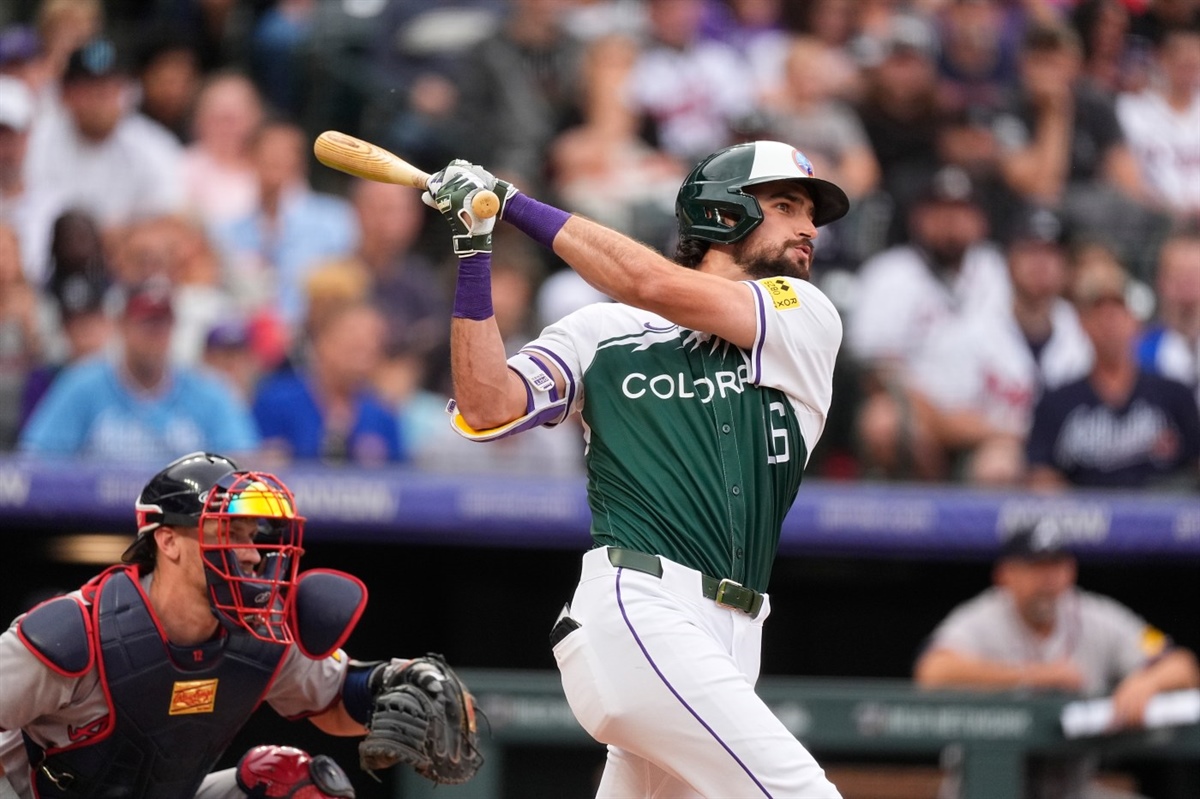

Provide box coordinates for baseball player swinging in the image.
[0,452,481,798]
[422,141,848,797]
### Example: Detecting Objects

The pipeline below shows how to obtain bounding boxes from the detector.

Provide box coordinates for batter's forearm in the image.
[503,192,685,310]
[551,215,759,347]
[450,318,527,430]
[551,215,676,308]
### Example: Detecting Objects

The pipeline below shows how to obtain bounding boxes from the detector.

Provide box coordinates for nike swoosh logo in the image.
[644,322,677,332]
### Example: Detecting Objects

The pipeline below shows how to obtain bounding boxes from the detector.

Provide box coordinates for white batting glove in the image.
[422,160,496,257]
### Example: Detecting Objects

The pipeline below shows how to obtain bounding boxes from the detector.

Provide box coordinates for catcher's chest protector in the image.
[25,568,287,798]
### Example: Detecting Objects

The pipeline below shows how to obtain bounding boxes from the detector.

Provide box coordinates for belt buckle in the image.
[714,578,744,611]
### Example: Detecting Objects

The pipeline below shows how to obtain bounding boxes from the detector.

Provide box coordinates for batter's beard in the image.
[732,238,810,282]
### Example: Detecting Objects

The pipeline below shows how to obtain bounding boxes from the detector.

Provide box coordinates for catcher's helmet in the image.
[676,141,850,244]
[130,451,241,549]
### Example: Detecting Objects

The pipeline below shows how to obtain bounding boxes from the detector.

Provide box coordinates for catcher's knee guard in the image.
[236,745,356,798]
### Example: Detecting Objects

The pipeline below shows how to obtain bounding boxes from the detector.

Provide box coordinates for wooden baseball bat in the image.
[313,130,499,218]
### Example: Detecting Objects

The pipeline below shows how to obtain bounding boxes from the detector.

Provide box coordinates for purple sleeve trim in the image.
[505,194,570,250]
[526,345,576,417]
[750,282,767,383]
[518,369,535,414]
[526,354,561,402]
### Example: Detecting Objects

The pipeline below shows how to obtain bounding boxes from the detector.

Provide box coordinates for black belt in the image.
[607,547,764,619]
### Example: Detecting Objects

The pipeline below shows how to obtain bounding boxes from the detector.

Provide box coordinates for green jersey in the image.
[523,277,841,592]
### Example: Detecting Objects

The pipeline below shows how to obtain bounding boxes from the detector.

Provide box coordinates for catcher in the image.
[0,452,481,798]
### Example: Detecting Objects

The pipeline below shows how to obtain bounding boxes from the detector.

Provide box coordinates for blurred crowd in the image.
[0,0,1197,490]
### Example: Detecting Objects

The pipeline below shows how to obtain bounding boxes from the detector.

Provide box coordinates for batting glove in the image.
[423,160,496,257]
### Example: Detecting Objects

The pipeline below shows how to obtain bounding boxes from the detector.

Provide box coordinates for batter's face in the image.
[733,182,818,282]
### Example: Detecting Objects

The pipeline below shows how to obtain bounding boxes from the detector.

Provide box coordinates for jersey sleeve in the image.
[1087,594,1171,685]
[265,646,352,719]
[0,621,87,732]
[744,278,842,446]
[518,306,601,421]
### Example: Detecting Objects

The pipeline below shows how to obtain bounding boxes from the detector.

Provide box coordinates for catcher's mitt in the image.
[359,653,484,785]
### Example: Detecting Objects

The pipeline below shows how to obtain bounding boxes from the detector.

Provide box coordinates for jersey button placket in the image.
[717,410,746,583]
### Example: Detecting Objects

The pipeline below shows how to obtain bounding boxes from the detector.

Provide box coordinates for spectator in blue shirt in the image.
[20,280,260,460]
[210,118,359,334]
[253,300,403,465]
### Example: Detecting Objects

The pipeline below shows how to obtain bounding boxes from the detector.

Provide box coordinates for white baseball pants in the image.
[553,547,841,799]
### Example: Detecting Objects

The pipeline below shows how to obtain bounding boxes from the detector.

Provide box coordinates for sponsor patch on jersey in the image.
[1140,627,1167,658]
[758,278,801,311]
[169,678,218,715]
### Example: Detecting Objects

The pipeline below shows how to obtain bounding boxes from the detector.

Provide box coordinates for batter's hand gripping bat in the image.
[313,130,500,218]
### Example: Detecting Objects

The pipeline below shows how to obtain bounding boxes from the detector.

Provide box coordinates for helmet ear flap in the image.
[676,155,765,245]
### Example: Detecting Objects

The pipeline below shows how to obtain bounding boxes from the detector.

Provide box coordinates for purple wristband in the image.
[504,193,570,249]
[453,254,493,320]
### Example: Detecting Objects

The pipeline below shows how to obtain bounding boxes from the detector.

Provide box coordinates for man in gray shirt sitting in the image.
[914,519,1200,799]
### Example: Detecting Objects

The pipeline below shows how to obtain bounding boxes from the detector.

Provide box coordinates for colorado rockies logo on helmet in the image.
[792,150,814,177]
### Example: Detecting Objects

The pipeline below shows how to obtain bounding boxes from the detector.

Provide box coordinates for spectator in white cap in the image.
[0,74,65,285]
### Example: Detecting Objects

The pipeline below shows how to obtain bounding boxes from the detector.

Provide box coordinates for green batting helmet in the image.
[676,141,850,244]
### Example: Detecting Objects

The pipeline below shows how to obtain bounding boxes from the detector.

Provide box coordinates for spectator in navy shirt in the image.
[1026,253,1200,490]
[253,300,404,465]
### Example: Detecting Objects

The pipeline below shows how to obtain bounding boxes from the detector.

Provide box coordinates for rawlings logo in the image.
[169,679,219,715]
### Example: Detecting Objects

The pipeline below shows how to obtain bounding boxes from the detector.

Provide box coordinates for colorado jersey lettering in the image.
[521,278,840,591]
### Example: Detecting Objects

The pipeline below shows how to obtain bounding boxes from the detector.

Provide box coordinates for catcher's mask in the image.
[198,470,305,643]
[675,140,850,244]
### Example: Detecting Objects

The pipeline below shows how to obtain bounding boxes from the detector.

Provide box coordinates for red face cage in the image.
[198,470,305,644]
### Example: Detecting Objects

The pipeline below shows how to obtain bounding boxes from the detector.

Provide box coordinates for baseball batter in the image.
[0,452,477,797]
[422,141,847,797]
